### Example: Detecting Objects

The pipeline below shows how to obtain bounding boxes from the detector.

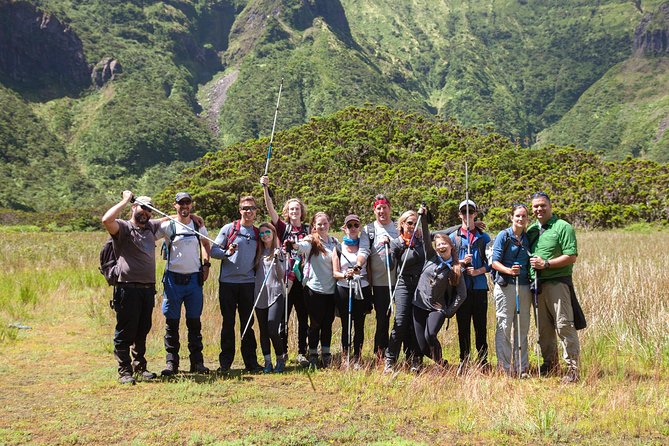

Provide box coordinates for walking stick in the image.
[264,79,284,176]
[241,255,277,340]
[347,278,353,367]
[533,272,541,377]
[384,241,394,317]
[464,161,471,256]
[131,196,221,247]
[514,263,522,379]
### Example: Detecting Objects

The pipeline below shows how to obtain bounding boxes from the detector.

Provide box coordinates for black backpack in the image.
[99,237,119,286]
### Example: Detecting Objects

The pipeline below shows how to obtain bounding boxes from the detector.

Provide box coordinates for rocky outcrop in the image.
[634,2,669,55]
[91,58,122,87]
[0,1,90,96]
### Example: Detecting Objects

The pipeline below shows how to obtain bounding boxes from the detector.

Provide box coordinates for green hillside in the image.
[159,106,669,231]
[1,0,668,213]
[537,31,669,162]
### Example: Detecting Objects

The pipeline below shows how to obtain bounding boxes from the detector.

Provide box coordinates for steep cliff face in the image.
[634,2,669,55]
[0,1,90,98]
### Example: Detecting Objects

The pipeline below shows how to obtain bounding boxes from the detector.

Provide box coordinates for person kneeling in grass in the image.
[412,230,467,369]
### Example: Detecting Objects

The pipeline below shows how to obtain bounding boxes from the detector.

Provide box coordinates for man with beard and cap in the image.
[159,192,212,377]
[102,190,164,385]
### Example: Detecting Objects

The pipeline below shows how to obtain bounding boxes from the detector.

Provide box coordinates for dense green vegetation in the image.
[159,106,669,231]
[1,0,669,215]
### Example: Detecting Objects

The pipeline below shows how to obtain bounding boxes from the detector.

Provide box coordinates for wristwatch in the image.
[203,261,211,268]
[544,259,550,269]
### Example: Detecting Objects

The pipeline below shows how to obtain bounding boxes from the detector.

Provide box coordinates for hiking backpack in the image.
[99,237,119,286]
[225,219,260,249]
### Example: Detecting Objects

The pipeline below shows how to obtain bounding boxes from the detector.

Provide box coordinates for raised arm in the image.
[102,190,133,236]
[260,175,280,224]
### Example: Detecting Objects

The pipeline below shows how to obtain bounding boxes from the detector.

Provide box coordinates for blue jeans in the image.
[162,271,203,319]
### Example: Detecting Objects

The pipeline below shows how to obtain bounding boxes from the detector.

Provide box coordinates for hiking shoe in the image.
[296,353,310,367]
[383,358,394,374]
[263,362,273,373]
[539,362,558,376]
[138,370,157,381]
[321,353,332,368]
[561,368,579,384]
[520,371,531,380]
[244,363,263,373]
[119,374,136,385]
[161,363,178,377]
[308,353,320,369]
[189,363,210,374]
[274,360,286,373]
[216,365,231,374]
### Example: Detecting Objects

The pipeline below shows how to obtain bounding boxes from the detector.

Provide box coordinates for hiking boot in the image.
[308,353,320,369]
[244,363,263,373]
[274,359,286,373]
[383,358,394,374]
[137,370,157,381]
[161,362,178,377]
[561,368,579,384]
[263,361,273,374]
[119,374,136,385]
[189,363,210,374]
[216,365,231,374]
[296,353,310,367]
[539,362,558,376]
[321,353,332,368]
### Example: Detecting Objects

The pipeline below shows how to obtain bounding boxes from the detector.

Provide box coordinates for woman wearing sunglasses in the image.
[490,204,532,378]
[332,214,372,368]
[254,223,286,373]
[384,206,429,372]
[291,212,338,368]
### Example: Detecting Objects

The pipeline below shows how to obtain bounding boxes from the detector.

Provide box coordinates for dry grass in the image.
[0,230,667,445]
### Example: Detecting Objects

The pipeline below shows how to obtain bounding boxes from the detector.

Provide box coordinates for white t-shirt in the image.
[161,220,208,274]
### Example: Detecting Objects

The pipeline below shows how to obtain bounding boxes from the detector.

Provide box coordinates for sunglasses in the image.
[461,207,476,214]
[405,221,416,226]
[240,206,257,211]
[346,222,360,229]
[259,230,272,237]
[177,200,192,205]
[140,205,152,213]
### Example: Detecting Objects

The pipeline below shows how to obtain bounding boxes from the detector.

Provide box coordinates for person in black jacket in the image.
[412,233,467,368]
[384,206,429,372]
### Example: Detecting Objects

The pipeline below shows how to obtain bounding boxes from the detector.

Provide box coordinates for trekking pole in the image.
[388,210,424,313]
[464,161,471,256]
[130,196,222,248]
[533,269,541,377]
[347,277,353,367]
[384,241,394,317]
[241,255,277,340]
[514,262,522,379]
[282,251,289,343]
[264,78,284,176]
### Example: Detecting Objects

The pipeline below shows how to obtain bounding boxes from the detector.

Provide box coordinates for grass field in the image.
[0,230,667,445]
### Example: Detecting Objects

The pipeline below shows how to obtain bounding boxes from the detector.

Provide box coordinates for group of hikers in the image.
[101,178,583,385]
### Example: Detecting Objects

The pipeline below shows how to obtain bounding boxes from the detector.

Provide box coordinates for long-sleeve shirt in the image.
[390,214,430,279]
[254,248,285,309]
[211,221,257,284]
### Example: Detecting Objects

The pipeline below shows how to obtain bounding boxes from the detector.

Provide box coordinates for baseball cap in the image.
[344,214,361,225]
[175,192,192,203]
[458,199,477,212]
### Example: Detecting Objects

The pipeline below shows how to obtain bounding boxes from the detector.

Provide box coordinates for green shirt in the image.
[527,215,577,280]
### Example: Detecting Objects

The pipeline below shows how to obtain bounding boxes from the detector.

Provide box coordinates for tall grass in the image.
[1,230,667,375]
[0,229,667,444]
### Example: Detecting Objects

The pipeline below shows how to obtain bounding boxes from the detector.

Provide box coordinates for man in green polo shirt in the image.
[527,192,580,383]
